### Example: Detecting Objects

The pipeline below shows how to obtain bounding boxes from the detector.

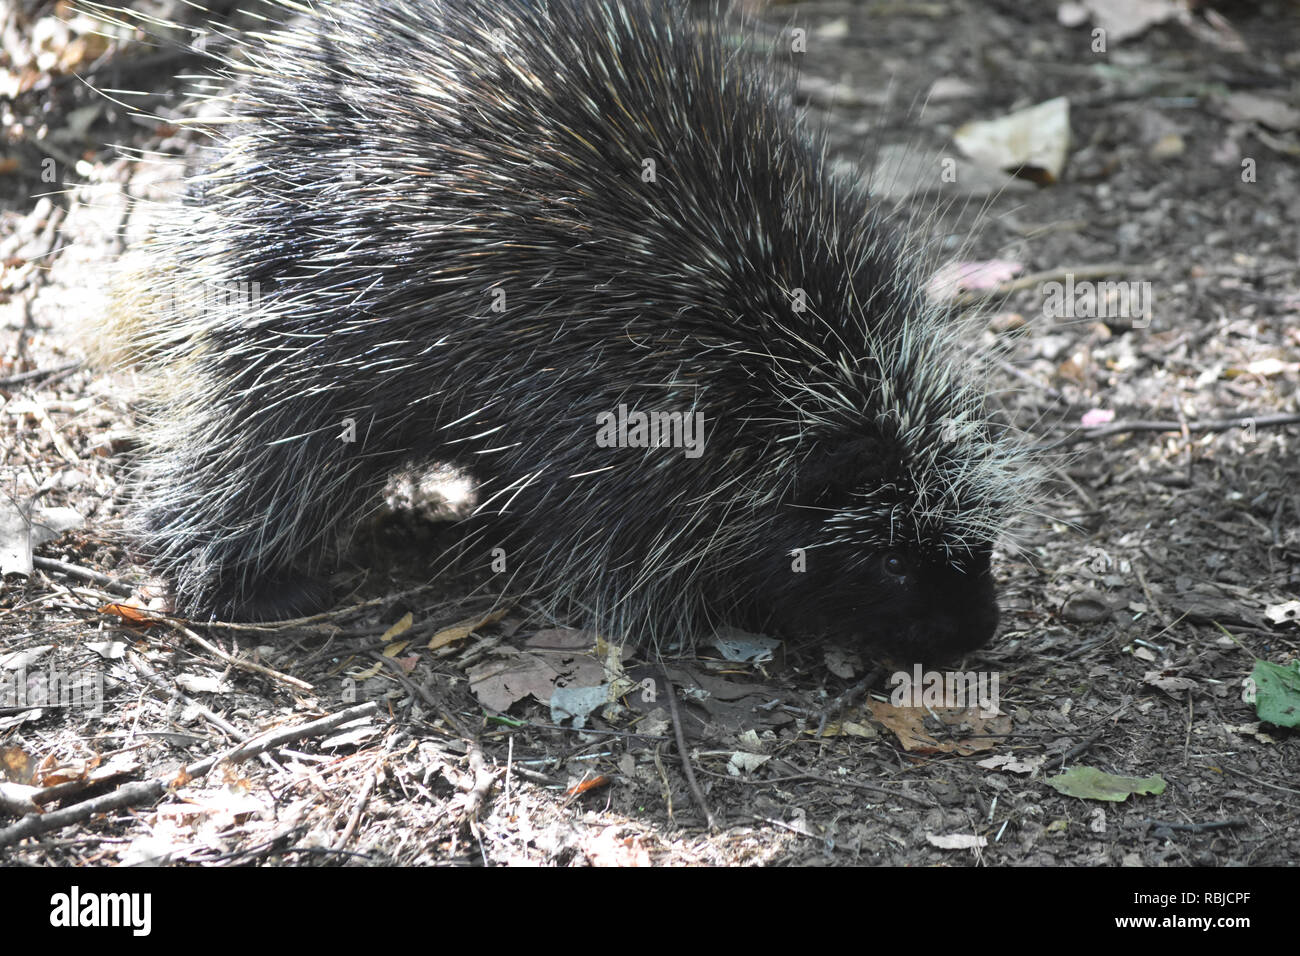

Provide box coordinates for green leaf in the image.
[1252,659,1300,729]
[1047,766,1167,802]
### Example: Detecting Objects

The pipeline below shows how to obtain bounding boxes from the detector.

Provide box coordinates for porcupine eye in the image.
[881,551,908,579]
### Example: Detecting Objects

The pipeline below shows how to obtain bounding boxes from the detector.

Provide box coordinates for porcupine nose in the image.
[892,548,1000,657]
[932,563,1000,654]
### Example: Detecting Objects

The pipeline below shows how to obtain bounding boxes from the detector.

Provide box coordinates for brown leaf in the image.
[864,699,1011,754]
[428,608,509,649]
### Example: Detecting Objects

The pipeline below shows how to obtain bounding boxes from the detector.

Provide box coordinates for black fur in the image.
[119,0,1023,658]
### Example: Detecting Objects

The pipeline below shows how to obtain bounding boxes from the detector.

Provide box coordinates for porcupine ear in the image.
[790,435,894,508]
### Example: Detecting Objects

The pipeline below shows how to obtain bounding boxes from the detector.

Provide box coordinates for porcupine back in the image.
[107,0,1036,656]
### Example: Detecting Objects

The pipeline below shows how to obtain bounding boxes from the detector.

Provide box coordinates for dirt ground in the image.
[0,0,1297,870]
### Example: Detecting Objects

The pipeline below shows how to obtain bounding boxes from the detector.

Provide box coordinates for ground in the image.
[0,0,1297,867]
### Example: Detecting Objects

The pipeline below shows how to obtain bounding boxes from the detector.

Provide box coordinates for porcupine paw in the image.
[175,571,333,623]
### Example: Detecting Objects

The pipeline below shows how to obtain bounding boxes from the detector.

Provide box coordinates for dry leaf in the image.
[864,699,1011,754]
[99,603,157,625]
[954,97,1071,183]
[926,832,987,850]
[428,608,509,649]
[381,612,413,642]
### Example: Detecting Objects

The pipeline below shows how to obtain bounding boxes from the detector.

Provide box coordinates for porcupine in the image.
[103,0,1036,658]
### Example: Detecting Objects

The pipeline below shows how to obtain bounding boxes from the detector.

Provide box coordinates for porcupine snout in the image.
[740,535,999,659]
[728,424,1009,660]
[870,544,1000,657]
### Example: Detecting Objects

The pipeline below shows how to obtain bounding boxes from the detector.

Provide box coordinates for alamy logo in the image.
[49,887,151,936]
[595,404,705,459]
[890,665,1000,717]
[0,664,103,717]
[1040,273,1151,328]
[155,279,262,322]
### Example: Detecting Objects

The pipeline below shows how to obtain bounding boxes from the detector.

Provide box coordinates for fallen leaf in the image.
[566,776,611,797]
[85,640,127,660]
[1,745,36,782]
[587,827,651,867]
[549,683,610,727]
[173,673,231,695]
[1047,766,1166,802]
[928,259,1023,301]
[978,753,1046,774]
[1076,0,1181,43]
[864,699,1011,754]
[320,723,380,749]
[349,661,384,680]
[1264,600,1300,625]
[1242,357,1299,377]
[727,752,771,775]
[927,832,987,850]
[0,646,54,670]
[381,612,413,642]
[0,780,42,816]
[0,497,31,577]
[1220,92,1300,132]
[99,602,157,625]
[428,608,509,650]
[710,627,780,663]
[1251,659,1300,729]
[468,632,604,712]
[954,97,1071,183]
[1143,670,1198,697]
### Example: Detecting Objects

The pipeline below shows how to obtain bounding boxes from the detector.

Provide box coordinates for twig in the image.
[995,357,1070,407]
[0,701,380,848]
[1132,561,1173,631]
[754,814,817,839]
[0,781,169,847]
[1040,730,1105,773]
[15,203,66,361]
[1143,818,1248,834]
[129,651,247,742]
[1220,765,1300,796]
[952,262,1149,306]
[176,624,313,692]
[738,763,934,807]
[503,734,514,811]
[461,742,496,822]
[213,701,379,767]
[375,653,469,738]
[31,763,141,808]
[1042,412,1300,451]
[335,764,379,851]
[815,666,886,738]
[32,556,133,596]
[662,666,716,829]
[0,360,82,388]
[1052,463,1097,513]
[128,651,290,777]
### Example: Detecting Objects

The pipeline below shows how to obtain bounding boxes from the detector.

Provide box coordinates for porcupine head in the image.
[86,0,1036,661]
